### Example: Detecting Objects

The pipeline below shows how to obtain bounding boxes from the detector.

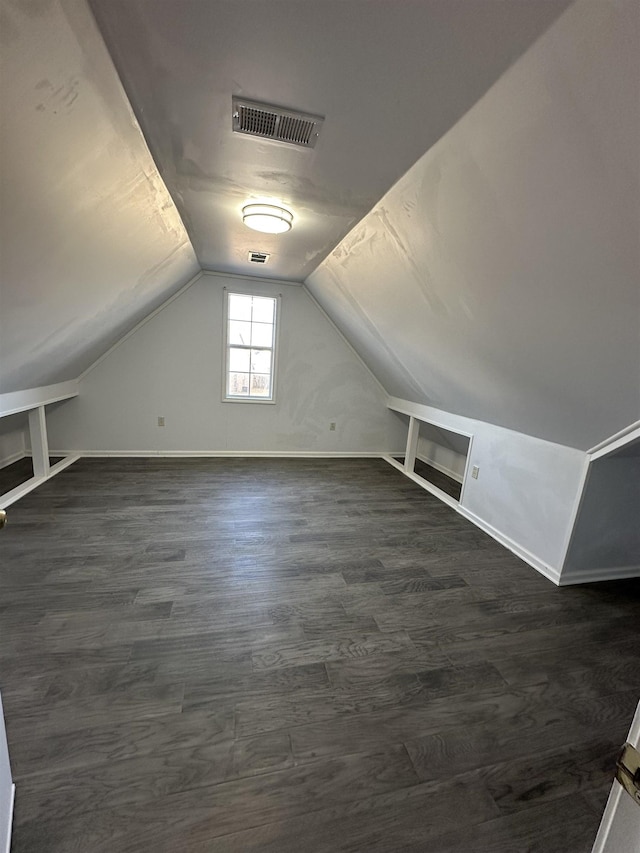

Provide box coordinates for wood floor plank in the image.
[2,457,638,852]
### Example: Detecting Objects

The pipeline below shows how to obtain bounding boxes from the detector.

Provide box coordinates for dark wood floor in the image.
[393,456,462,501]
[0,457,64,495]
[1,458,639,852]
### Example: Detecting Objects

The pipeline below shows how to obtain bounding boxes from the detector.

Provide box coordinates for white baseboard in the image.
[383,455,561,585]
[383,455,460,509]
[558,564,640,585]
[0,454,80,507]
[0,451,25,471]
[49,450,398,459]
[2,783,14,853]
[457,505,561,585]
[415,453,464,484]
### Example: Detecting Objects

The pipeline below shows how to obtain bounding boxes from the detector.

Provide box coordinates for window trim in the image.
[222,288,281,404]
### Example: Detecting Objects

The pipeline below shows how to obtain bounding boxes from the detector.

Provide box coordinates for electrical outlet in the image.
[329,422,336,431]
[157,416,165,427]
[471,465,479,479]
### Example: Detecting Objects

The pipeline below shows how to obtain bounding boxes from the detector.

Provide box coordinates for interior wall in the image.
[306,0,640,451]
[0,0,199,394]
[0,413,27,467]
[563,456,640,580]
[390,397,586,579]
[46,274,406,455]
[416,423,469,483]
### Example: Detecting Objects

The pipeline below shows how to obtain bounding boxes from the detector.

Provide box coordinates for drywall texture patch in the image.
[0,0,199,394]
[307,0,640,450]
[46,274,406,454]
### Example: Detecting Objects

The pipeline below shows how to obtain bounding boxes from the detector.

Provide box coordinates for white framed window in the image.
[223,290,279,403]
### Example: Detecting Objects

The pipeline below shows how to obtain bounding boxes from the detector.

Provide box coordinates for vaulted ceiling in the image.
[88,0,572,281]
[1,0,638,451]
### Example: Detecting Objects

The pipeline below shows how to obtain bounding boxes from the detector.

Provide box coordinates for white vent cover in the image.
[247,251,270,264]
[233,98,323,148]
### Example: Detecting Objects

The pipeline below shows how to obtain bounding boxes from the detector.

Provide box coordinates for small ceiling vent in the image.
[248,251,270,264]
[233,97,323,149]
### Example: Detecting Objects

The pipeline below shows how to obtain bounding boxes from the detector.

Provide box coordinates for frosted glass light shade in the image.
[242,204,293,234]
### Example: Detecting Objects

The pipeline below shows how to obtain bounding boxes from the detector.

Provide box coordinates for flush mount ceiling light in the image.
[242,204,293,234]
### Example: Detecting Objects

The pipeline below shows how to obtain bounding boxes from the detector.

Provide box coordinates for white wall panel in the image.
[0,0,199,394]
[308,0,640,450]
[389,397,586,578]
[46,274,406,455]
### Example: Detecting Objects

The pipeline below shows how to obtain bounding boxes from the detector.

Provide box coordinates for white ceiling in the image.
[88,0,572,281]
[0,0,199,394]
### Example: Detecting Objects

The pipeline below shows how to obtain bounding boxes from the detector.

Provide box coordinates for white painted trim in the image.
[201,269,304,288]
[458,505,561,585]
[221,288,280,404]
[404,417,420,474]
[301,286,389,398]
[591,700,640,853]
[558,564,640,586]
[458,434,474,506]
[0,475,44,507]
[0,451,25,471]
[588,419,640,456]
[29,407,49,479]
[415,452,464,484]
[78,272,204,381]
[0,455,80,508]
[383,454,460,510]
[49,450,396,459]
[591,784,623,853]
[589,423,640,461]
[382,455,561,585]
[387,397,474,439]
[48,455,81,476]
[2,783,14,853]
[0,381,78,418]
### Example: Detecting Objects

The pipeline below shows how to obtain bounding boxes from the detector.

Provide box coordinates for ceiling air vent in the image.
[248,251,270,264]
[232,97,323,149]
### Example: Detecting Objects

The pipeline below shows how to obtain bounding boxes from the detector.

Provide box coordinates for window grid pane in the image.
[226,293,277,400]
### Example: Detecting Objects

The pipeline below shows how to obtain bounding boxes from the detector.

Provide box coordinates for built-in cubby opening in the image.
[386,406,473,508]
[0,387,80,508]
[413,421,469,501]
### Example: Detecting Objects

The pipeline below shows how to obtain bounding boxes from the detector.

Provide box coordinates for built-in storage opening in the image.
[0,412,29,494]
[386,407,473,508]
[0,390,80,508]
[0,458,34,496]
[413,421,469,501]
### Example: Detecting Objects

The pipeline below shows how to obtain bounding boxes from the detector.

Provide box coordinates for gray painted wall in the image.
[0,0,199,394]
[0,413,26,467]
[46,273,406,454]
[307,0,640,450]
[564,456,640,575]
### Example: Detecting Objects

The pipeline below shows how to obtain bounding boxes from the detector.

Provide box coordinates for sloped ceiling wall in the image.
[87,0,571,283]
[307,0,640,451]
[0,0,199,394]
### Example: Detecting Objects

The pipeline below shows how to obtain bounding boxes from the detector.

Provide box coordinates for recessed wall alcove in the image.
[386,408,473,509]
